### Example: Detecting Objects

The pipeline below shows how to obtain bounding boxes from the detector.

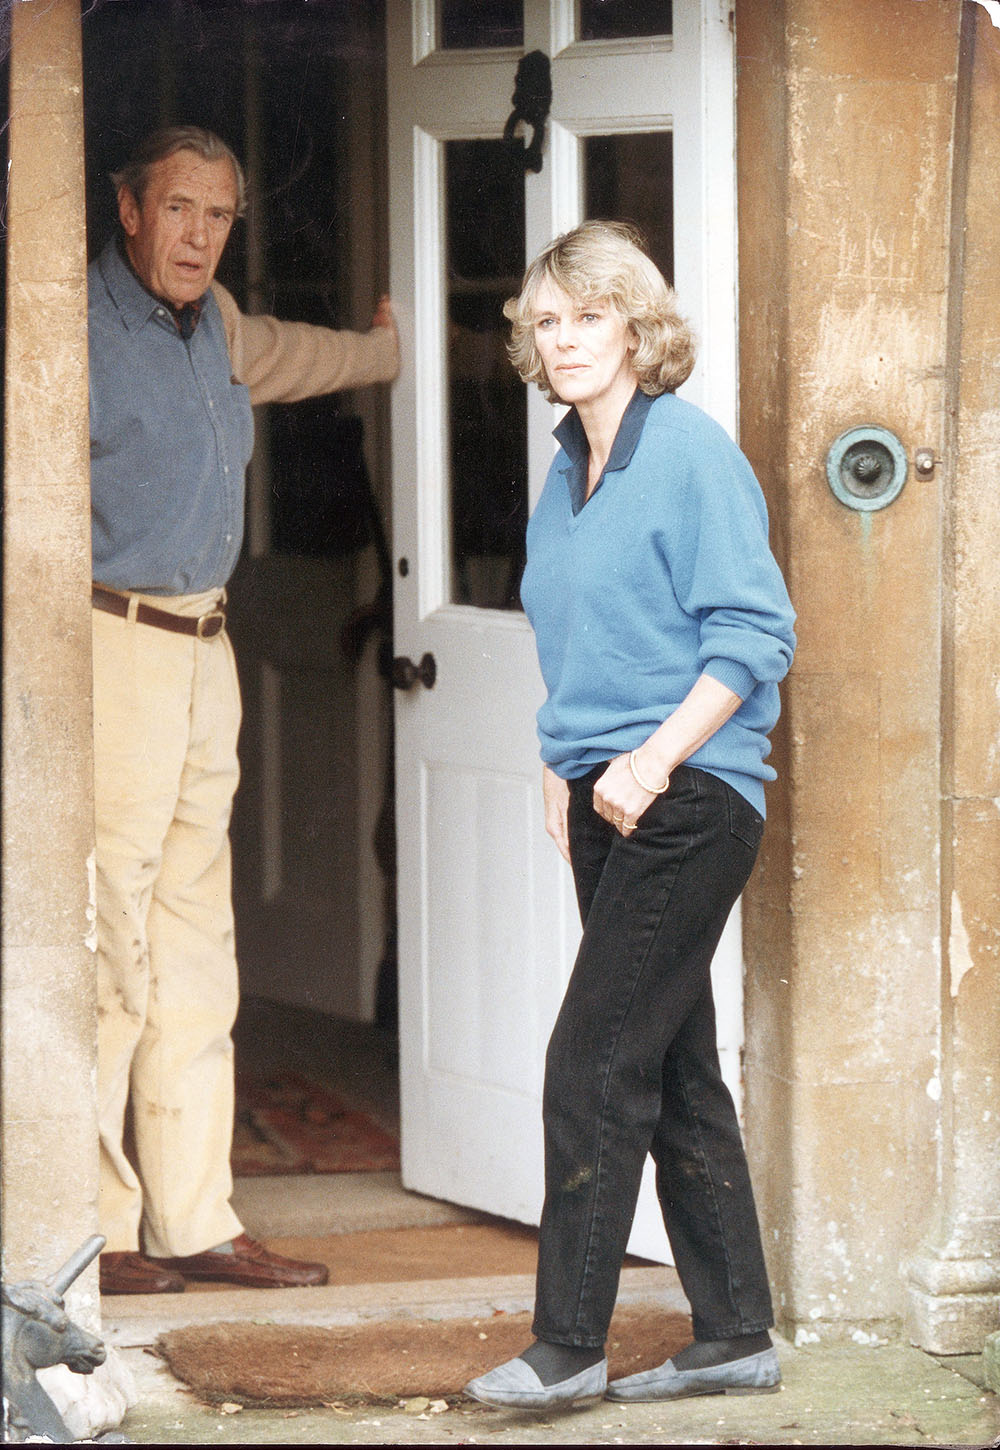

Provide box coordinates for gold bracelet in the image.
[628,749,669,795]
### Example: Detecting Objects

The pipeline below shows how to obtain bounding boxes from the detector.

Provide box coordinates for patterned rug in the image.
[231,1069,400,1176]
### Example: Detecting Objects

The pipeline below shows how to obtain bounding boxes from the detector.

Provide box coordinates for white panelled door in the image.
[387,0,738,1260]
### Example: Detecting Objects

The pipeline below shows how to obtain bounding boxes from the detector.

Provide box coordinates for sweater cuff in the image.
[702,658,758,702]
[363,323,401,385]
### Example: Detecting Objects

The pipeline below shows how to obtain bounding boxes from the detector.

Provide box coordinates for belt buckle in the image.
[196,609,226,640]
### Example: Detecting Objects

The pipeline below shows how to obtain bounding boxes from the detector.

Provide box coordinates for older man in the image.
[90,126,398,1295]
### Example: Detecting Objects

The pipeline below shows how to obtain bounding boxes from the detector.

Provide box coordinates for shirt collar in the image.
[99,238,206,336]
[553,386,656,514]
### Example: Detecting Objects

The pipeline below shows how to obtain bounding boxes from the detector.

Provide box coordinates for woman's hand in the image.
[593,754,661,837]
[542,765,571,863]
[593,677,743,837]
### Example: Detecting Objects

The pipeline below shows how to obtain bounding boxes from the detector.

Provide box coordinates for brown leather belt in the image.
[91,584,226,640]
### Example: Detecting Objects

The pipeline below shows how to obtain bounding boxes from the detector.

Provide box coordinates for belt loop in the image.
[126,594,139,624]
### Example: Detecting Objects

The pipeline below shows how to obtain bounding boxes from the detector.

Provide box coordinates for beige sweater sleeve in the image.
[211,281,400,405]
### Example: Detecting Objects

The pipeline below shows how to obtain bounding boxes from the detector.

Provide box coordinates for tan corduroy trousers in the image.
[92,592,245,1257]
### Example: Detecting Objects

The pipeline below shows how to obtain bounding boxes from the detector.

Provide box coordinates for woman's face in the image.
[531,280,637,410]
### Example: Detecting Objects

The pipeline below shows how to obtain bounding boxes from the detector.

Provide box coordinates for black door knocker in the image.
[503,50,552,174]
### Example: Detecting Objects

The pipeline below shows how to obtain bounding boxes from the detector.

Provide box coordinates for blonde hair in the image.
[503,220,695,400]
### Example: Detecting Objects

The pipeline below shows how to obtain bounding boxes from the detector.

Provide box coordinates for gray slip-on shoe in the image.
[464,1354,608,1409]
[606,1346,781,1402]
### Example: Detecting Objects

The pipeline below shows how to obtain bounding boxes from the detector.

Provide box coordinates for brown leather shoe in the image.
[152,1233,329,1288]
[99,1251,186,1295]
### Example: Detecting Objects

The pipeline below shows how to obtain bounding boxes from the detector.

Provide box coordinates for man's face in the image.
[118,149,238,308]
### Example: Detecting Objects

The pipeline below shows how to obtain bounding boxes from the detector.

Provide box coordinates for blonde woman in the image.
[464,223,795,1412]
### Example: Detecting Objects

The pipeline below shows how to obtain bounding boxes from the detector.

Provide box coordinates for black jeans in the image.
[532,764,774,1348]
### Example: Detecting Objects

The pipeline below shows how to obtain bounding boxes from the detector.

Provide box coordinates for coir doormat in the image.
[156,1305,691,1406]
[232,1070,400,1176]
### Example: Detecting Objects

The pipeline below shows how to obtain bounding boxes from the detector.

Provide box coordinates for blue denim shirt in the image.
[89,240,255,594]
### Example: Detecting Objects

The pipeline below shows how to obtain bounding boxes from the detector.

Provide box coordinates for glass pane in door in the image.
[585,131,674,285]
[578,0,672,41]
[445,139,527,609]
[440,0,523,49]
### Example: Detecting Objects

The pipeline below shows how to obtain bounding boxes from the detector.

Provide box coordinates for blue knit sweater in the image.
[520,389,796,817]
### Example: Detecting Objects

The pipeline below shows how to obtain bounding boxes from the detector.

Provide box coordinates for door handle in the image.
[391,652,437,691]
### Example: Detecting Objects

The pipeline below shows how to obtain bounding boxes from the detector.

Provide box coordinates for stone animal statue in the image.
[2,1235,107,1444]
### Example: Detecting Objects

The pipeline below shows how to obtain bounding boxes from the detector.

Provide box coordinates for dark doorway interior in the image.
[79,1,397,1036]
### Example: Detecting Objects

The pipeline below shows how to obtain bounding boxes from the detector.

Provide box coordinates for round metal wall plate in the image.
[825,425,908,512]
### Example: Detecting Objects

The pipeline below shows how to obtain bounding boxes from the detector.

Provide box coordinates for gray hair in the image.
[504,220,696,399]
[111,125,247,217]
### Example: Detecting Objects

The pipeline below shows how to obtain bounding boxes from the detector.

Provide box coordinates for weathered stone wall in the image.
[906,4,1000,1352]
[2,0,98,1312]
[738,0,999,1348]
[2,1,139,1432]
